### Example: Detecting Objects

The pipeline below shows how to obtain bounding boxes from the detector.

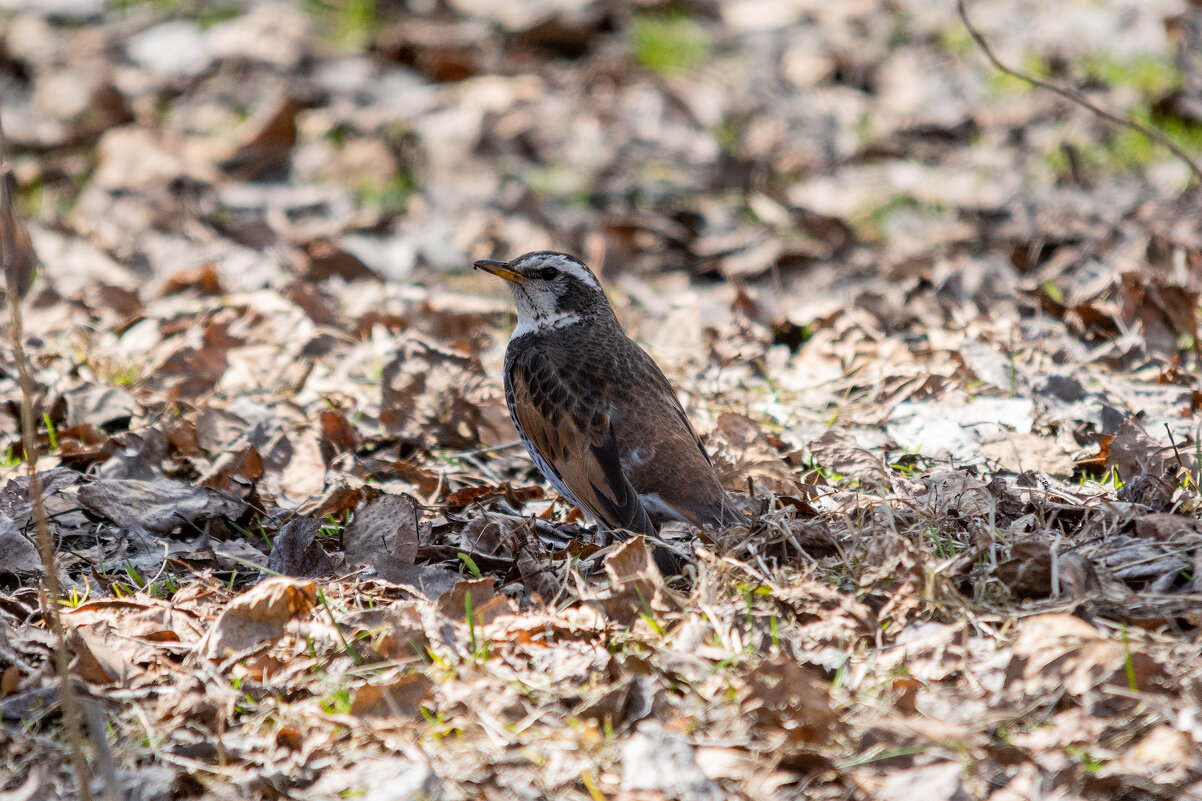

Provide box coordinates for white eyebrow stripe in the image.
[511,252,602,290]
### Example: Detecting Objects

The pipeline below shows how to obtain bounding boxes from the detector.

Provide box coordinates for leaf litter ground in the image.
[2,0,1202,799]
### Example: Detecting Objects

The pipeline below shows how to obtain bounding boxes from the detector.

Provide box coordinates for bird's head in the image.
[474,251,612,332]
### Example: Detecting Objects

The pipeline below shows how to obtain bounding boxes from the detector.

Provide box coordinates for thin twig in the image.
[957,0,1202,188]
[0,111,95,800]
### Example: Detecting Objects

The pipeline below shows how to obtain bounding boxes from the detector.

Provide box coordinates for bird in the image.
[475,251,742,568]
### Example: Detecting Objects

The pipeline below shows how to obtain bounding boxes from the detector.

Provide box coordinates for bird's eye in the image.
[539,267,559,280]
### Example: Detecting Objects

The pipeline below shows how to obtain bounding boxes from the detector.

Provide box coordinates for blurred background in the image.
[5,6,1202,797]
[2,0,1201,475]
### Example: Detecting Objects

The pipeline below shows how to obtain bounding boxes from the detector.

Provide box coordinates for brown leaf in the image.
[160,264,224,297]
[284,279,340,326]
[1119,271,1198,356]
[1106,417,1191,507]
[218,96,302,181]
[908,472,995,518]
[318,409,361,453]
[199,444,264,491]
[380,336,507,450]
[1133,513,1202,541]
[300,238,379,282]
[350,673,432,719]
[66,597,205,644]
[267,517,335,578]
[435,578,498,621]
[68,621,145,686]
[342,493,420,583]
[576,674,659,731]
[809,428,892,489]
[278,429,326,500]
[1107,417,1184,481]
[357,604,429,661]
[996,540,1101,599]
[743,653,835,744]
[589,537,680,626]
[77,478,247,533]
[1005,613,1167,702]
[199,578,317,659]
[712,412,797,494]
[995,540,1053,598]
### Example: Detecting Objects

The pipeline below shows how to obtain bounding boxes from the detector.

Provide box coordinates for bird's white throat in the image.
[510,307,583,338]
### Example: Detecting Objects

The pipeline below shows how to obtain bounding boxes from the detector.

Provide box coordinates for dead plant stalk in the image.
[0,111,95,800]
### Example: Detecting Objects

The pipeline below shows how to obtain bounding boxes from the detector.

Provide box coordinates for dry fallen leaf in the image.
[712,412,798,494]
[0,169,38,302]
[589,536,680,625]
[1005,613,1167,702]
[380,336,507,449]
[342,492,420,583]
[351,673,433,719]
[77,477,248,533]
[742,653,836,744]
[199,578,317,659]
[808,428,893,489]
[267,517,335,578]
[218,95,303,181]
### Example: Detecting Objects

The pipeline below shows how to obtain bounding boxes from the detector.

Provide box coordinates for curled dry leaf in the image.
[590,536,680,625]
[217,96,303,181]
[199,578,317,659]
[278,428,326,500]
[66,597,206,644]
[67,621,147,686]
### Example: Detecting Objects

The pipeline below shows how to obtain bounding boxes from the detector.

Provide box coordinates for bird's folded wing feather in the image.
[507,354,653,535]
[631,345,714,466]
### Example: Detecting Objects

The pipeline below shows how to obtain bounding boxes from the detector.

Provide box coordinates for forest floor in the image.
[2,0,1202,799]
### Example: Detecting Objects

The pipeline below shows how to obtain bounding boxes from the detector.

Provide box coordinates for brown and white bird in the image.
[475,251,741,558]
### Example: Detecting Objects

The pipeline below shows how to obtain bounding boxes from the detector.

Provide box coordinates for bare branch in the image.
[958,0,1202,188]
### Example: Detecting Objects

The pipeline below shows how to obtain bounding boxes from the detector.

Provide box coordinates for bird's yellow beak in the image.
[474,259,524,282]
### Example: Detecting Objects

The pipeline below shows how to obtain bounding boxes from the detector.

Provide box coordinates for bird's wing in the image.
[630,344,714,467]
[507,351,653,535]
